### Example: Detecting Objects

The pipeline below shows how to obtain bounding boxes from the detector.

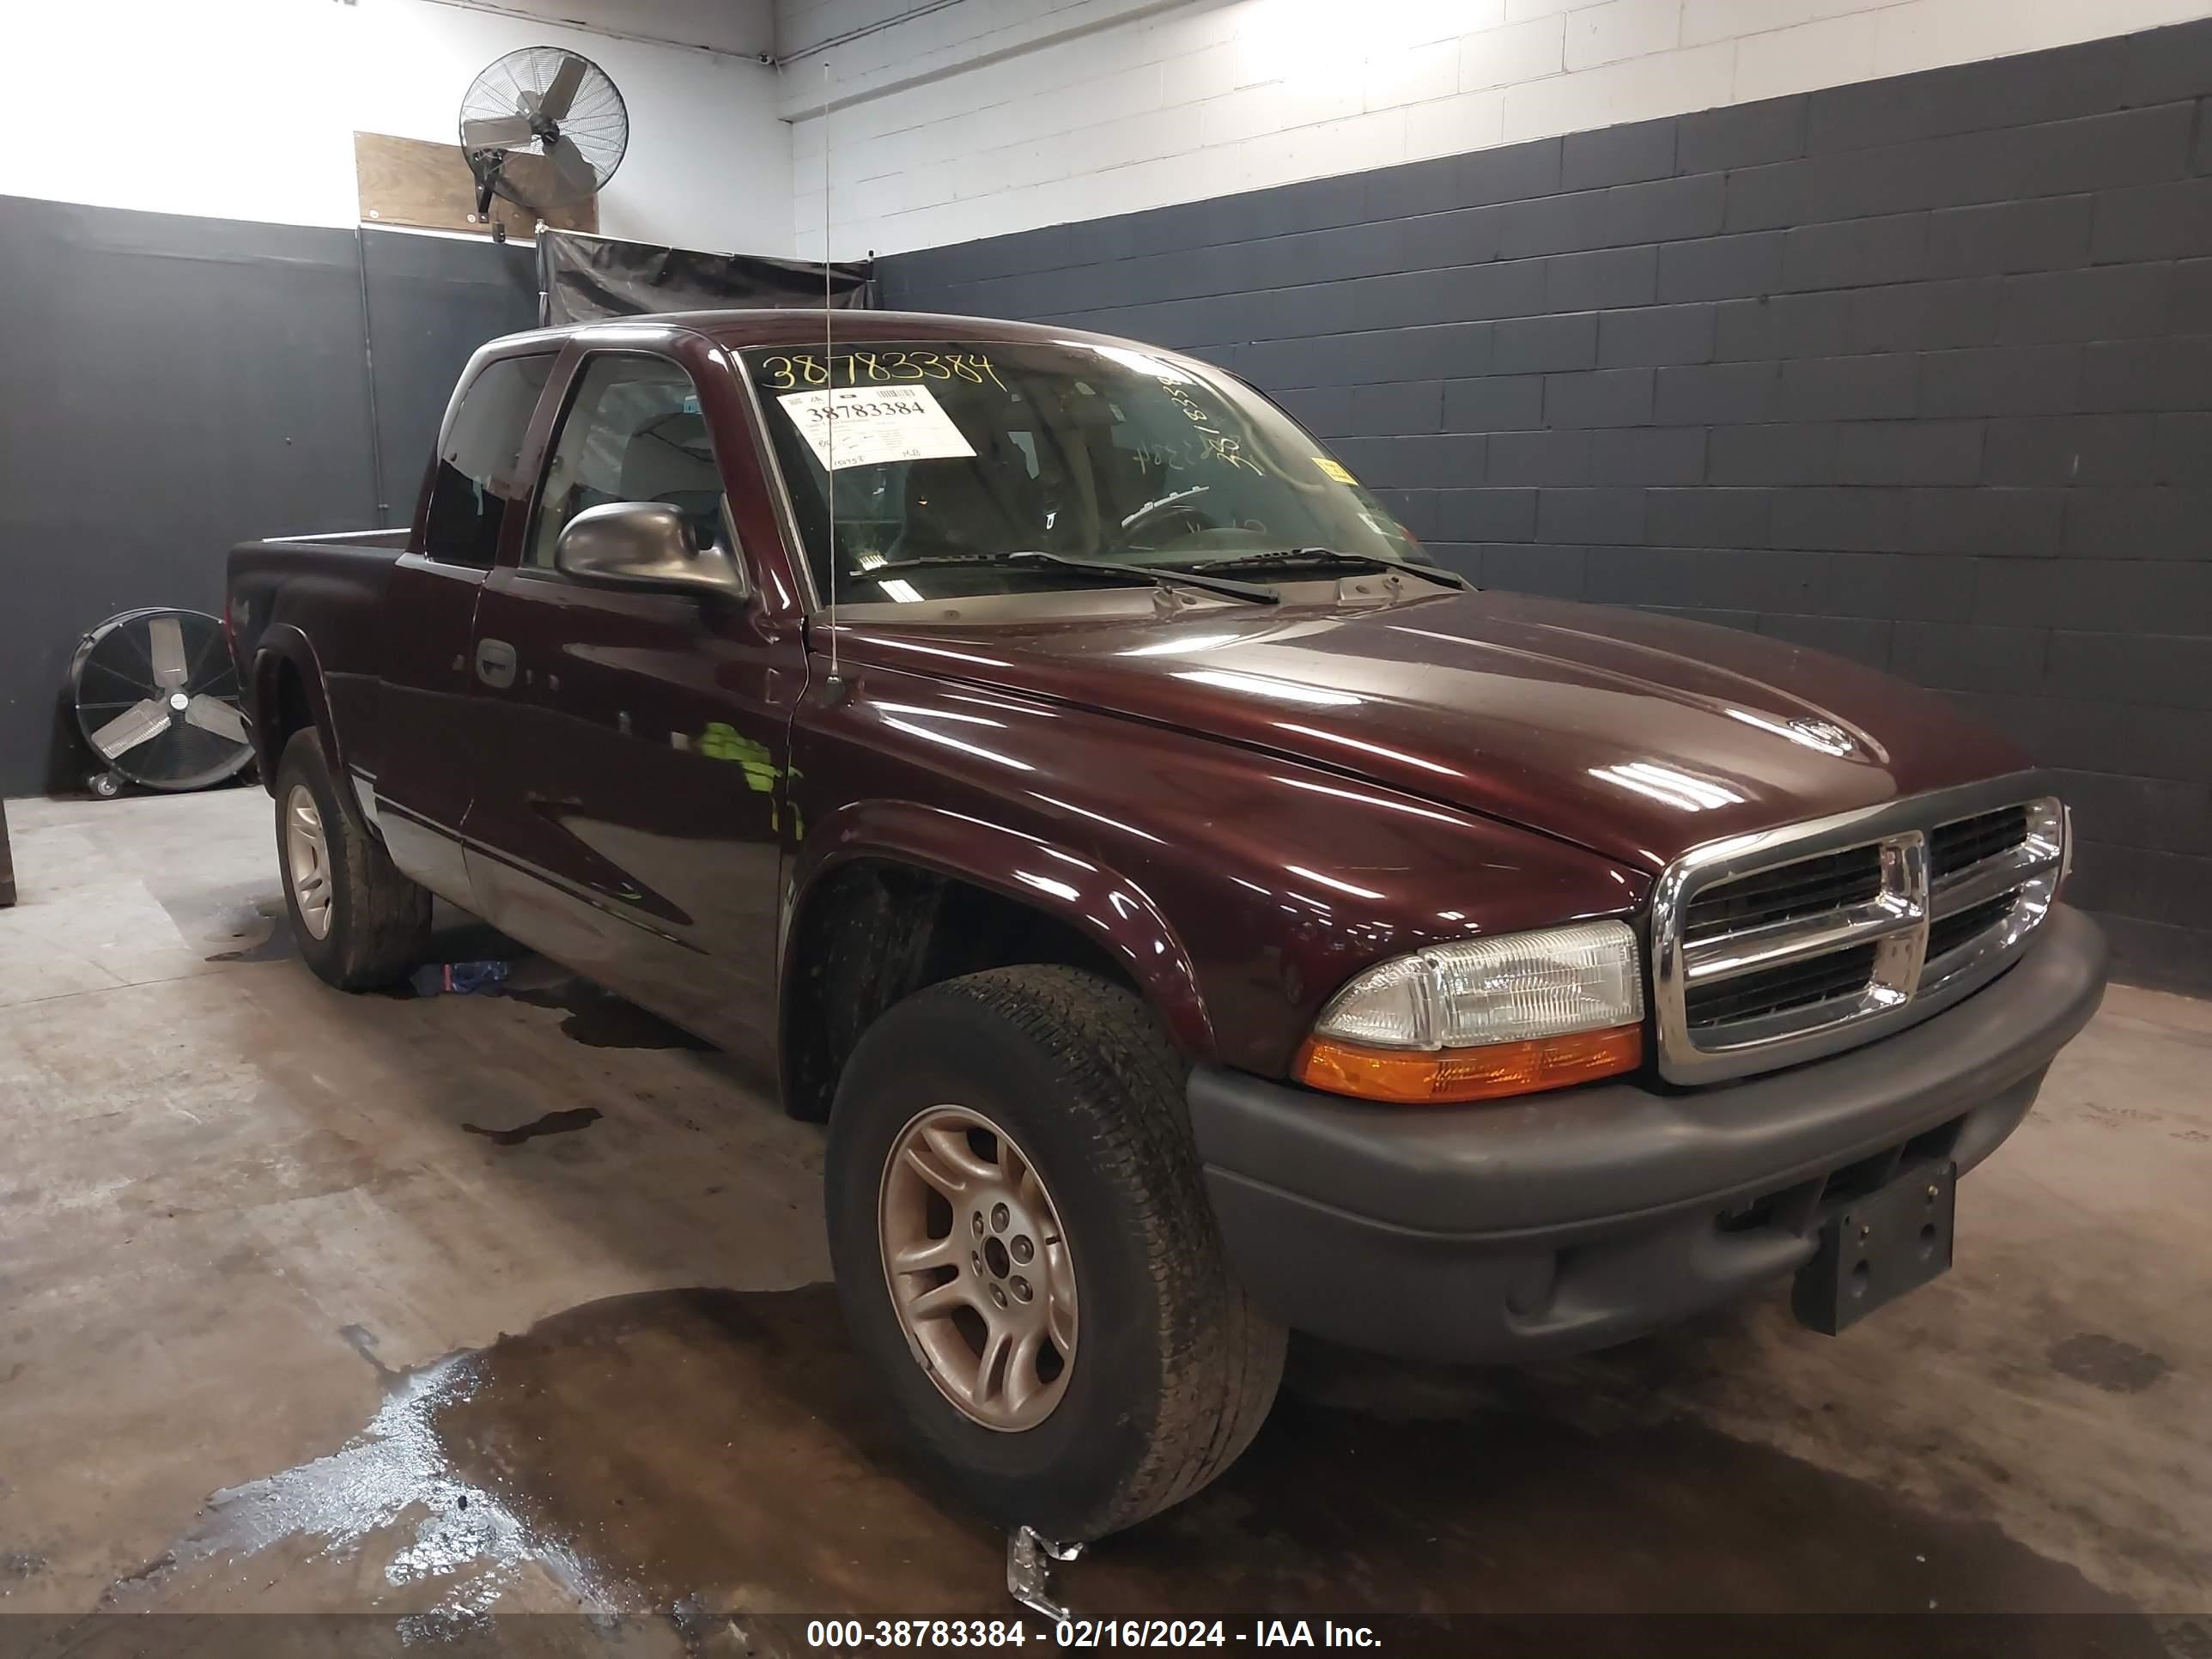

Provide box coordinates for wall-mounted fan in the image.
[70,608,252,797]
[459,46,629,241]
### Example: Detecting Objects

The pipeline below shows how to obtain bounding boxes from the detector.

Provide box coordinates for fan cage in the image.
[458,46,629,210]
[70,607,253,793]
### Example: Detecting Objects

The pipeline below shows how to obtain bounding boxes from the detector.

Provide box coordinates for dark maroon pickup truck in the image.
[228,308,2106,1540]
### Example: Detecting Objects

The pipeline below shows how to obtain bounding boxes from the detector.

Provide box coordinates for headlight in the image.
[1295,921,1645,1103]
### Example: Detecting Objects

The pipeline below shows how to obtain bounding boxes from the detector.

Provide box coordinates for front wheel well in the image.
[781,859,1144,1123]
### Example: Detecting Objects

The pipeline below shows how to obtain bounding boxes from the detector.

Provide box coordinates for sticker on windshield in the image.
[1312,456,1357,484]
[779,385,977,471]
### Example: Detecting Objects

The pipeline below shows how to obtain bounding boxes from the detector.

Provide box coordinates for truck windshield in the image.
[740,340,1429,605]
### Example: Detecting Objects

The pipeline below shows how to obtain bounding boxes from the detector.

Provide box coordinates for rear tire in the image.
[825,964,1285,1540]
[273,729,429,990]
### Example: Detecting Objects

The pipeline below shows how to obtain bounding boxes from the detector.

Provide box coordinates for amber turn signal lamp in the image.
[1295,1024,1644,1104]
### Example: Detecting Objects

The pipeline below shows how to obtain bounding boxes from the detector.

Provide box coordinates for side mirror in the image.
[554,501,748,599]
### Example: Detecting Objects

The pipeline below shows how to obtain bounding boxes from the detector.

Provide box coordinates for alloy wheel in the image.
[878,1104,1078,1431]
[284,785,334,940]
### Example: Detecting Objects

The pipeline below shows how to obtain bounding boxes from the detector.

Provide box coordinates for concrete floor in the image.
[2,788,2207,1646]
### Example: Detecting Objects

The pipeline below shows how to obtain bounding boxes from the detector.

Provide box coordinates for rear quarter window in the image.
[422,354,555,567]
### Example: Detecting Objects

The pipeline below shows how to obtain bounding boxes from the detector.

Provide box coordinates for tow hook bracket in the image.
[1007,1525,1083,1623]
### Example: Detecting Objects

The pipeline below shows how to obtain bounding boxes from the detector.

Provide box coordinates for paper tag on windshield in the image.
[1312,456,1357,484]
[779,385,976,471]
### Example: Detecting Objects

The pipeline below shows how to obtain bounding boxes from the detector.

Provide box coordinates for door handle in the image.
[475,638,517,690]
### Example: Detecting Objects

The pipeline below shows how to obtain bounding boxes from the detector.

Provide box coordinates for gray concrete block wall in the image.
[878,20,2212,994]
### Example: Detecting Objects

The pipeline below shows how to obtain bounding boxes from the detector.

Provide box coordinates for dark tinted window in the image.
[422,355,554,567]
[528,356,725,568]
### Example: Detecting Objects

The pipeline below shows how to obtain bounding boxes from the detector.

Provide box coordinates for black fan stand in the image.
[466,150,511,243]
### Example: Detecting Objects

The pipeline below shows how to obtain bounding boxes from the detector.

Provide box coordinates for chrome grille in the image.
[1683,846,1883,943]
[1931,805,2030,880]
[1650,780,2065,1085]
[1926,892,2017,963]
[1686,941,1879,1029]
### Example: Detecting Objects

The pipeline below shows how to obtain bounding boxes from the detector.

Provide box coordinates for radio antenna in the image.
[822,59,839,684]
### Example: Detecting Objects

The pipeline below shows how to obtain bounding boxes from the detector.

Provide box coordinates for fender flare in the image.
[249,628,366,829]
[787,797,1216,1060]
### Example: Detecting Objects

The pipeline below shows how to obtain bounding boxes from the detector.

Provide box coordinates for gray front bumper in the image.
[1188,905,2108,1363]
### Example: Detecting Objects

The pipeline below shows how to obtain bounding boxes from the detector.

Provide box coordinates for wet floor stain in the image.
[339,1323,398,1382]
[463,1108,605,1147]
[104,1342,597,1622]
[109,1285,2166,1652]
[502,981,712,1051]
[204,896,295,963]
[2047,1333,2171,1394]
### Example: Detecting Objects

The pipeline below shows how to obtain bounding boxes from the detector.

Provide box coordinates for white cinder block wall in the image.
[3,0,794,254]
[780,0,2212,260]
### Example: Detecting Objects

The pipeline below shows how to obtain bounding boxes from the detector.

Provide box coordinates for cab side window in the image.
[422,354,555,567]
[529,356,726,569]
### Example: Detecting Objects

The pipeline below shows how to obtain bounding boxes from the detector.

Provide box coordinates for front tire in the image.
[273,729,430,990]
[825,964,1285,1540]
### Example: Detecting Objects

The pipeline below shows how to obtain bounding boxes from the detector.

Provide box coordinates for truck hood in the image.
[840,590,2032,874]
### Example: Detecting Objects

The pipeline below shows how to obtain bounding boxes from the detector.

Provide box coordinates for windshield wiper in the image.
[1164,547,1473,591]
[842,550,1280,605]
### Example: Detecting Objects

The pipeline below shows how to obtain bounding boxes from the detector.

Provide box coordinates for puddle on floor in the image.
[501,981,713,1051]
[204,896,295,963]
[101,1285,2165,1655]
[185,885,714,1063]
[463,1108,605,1147]
[191,890,519,975]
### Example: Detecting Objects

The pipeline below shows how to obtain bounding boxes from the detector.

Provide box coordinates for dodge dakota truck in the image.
[228,308,2107,1541]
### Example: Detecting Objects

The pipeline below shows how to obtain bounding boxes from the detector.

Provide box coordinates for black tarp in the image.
[538,229,872,325]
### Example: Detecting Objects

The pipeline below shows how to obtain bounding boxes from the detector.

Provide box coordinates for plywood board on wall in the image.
[354,132,597,240]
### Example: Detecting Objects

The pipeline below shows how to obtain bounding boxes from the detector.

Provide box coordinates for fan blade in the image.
[546,135,599,199]
[538,52,589,121]
[149,616,189,689]
[184,695,247,744]
[462,114,536,149]
[90,699,172,760]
